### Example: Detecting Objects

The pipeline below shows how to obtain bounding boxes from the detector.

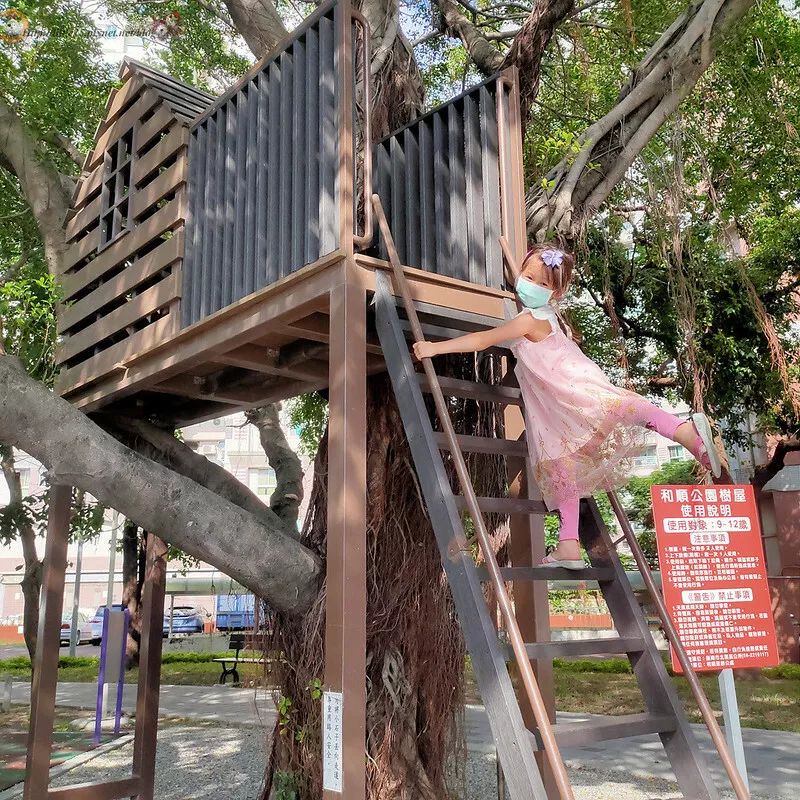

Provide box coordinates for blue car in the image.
[90,604,123,645]
[163,606,207,636]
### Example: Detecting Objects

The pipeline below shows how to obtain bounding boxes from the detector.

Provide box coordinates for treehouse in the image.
[55,0,529,426]
[39,3,739,799]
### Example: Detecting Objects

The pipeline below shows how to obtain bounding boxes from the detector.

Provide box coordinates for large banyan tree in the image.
[1,0,799,795]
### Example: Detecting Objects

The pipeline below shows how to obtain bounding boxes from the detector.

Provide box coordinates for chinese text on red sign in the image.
[650,484,778,672]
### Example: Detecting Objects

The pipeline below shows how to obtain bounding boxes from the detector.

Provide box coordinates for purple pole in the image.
[113,608,128,735]
[94,607,110,745]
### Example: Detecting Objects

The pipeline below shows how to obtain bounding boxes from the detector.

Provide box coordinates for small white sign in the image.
[322,691,343,793]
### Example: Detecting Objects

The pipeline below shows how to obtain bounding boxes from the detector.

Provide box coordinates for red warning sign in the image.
[650,484,779,673]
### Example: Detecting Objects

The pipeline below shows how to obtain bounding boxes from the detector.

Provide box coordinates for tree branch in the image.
[1,250,28,284]
[752,438,800,492]
[411,29,442,47]
[42,130,84,169]
[526,0,757,238]
[434,0,506,75]
[502,0,577,117]
[0,354,321,614]
[0,97,72,276]
[222,0,288,59]
[584,280,673,347]
[196,0,236,29]
[246,404,305,531]
[103,415,295,537]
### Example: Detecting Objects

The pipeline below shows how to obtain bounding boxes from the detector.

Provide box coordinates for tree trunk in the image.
[121,520,144,663]
[265,356,509,799]
[357,0,425,138]
[0,447,42,659]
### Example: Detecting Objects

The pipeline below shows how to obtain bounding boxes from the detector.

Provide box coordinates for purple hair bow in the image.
[523,248,564,268]
[541,249,563,268]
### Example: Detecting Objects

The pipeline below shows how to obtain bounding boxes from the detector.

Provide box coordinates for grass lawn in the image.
[463,658,800,734]
[0,652,276,688]
[554,669,800,732]
[3,653,799,734]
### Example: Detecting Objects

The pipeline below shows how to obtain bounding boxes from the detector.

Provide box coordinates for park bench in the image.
[212,633,267,685]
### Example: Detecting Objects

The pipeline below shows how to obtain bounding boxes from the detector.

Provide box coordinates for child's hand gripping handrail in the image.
[372,193,575,800]
[606,490,751,800]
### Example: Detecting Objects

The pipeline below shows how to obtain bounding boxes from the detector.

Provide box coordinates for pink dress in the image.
[511,306,648,510]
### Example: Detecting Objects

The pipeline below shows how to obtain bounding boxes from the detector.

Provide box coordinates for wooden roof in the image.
[118,58,215,126]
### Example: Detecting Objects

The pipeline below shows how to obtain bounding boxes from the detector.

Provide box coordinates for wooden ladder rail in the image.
[607,490,751,800]
[371,193,575,800]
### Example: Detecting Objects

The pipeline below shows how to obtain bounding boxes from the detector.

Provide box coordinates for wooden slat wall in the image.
[181,5,340,328]
[56,76,188,397]
[372,79,504,290]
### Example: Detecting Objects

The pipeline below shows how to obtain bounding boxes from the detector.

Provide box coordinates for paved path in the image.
[8,683,798,797]
[8,681,275,727]
[465,705,797,799]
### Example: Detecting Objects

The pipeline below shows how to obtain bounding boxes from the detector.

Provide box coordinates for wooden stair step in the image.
[501,636,645,661]
[392,294,506,332]
[475,566,616,582]
[398,320,511,355]
[434,432,528,457]
[416,374,523,406]
[454,496,547,515]
[530,712,678,749]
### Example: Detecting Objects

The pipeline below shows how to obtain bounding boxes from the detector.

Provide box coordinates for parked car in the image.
[60,612,93,646]
[90,604,123,645]
[163,606,208,636]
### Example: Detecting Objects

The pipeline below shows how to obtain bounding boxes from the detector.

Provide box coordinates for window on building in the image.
[668,445,687,461]
[99,129,134,249]
[249,468,277,498]
[18,468,30,495]
[632,448,658,468]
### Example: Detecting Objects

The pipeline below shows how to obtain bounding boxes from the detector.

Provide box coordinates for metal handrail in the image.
[496,75,515,273]
[351,10,373,249]
[372,193,575,800]
[496,71,526,284]
[607,490,751,800]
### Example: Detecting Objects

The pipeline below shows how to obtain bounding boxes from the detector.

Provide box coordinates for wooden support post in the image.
[323,279,367,799]
[504,377,558,798]
[132,533,168,800]
[24,484,72,800]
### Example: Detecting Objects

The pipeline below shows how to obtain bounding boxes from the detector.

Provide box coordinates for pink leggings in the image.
[558,399,688,542]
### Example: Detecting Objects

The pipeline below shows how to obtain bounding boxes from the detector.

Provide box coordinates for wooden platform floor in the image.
[60,254,514,426]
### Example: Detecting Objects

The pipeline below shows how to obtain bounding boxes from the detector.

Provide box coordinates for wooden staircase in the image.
[372,198,735,800]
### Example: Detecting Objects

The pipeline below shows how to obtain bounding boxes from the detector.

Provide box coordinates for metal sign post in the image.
[719,668,749,791]
[95,606,129,744]
[103,512,120,718]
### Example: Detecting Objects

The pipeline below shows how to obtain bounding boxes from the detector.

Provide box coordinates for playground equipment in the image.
[94,607,129,744]
[28,0,751,796]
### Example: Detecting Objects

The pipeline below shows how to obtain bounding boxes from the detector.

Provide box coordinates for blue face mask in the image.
[516,276,553,309]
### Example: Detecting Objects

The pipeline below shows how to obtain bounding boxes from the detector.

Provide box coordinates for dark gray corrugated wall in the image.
[182,6,340,328]
[372,80,504,290]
